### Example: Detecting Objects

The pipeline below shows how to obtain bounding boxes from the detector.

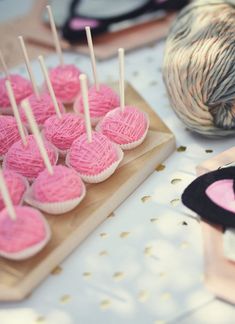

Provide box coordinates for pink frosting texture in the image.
[0,206,46,253]
[74,84,119,119]
[48,64,81,103]
[43,113,86,151]
[19,93,64,127]
[0,170,27,211]
[98,106,148,144]
[4,135,57,180]
[0,116,22,157]
[32,165,84,203]
[68,132,118,175]
[0,74,32,109]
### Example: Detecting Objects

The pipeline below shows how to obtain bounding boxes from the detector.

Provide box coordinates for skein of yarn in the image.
[163,0,235,137]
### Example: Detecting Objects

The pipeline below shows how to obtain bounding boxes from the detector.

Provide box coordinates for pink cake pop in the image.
[66,74,123,183]
[38,55,85,155]
[0,170,28,212]
[0,169,50,260]
[97,49,149,150]
[73,27,119,125]
[22,102,86,214]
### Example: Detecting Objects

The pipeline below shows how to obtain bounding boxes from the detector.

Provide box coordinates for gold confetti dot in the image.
[100,299,111,309]
[60,294,71,304]
[141,195,151,203]
[120,231,130,238]
[107,212,115,218]
[144,246,153,256]
[180,241,190,249]
[113,272,125,281]
[170,198,180,206]
[205,149,213,153]
[83,272,92,278]
[150,218,158,223]
[35,316,45,323]
[161,292,171,301]
[138,290,149,302]
[181,221,188,226]
[158,272,166,277]
[100,232,108,238]
[99,250,108,256]
[51,266,62,275]
[171,178,182,185]
[155,164,165,171]
[177,146,187,152]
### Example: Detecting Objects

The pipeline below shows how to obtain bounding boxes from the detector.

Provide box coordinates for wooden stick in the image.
[79,74,92,143]
[118,48,125,111]
[46,5,64,66]
[85,26,99,91]
[0,168,16,220]
[0,50,9,79]
[18,36,39,98]
[5,80,27,147]
[22,100,54,175]
[38,55,62,119]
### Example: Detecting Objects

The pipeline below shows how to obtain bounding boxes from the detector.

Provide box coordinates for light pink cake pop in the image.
[0,115,26,160]
[66,131,123,183]
[43,113,86,155]
[47,64,82,104]
[19,92,65,129]
[0,75,32,114]
[25,165,86,214]
[97,106,149,150]
[0,206,50,260]
[0,170,28,212]
[74,84,120,125]
[4,135,58,181]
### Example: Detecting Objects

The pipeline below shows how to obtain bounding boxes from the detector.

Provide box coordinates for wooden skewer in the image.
[21,100,54,175]
[0,168,16,220]
[0,50,9,79]
[46,5,64,66]
[5,80,27,147]
[38,55,62,119]
[118,48,125,112]
[85,26,99,91]
[18,36,40,98]
[79,74,92,143]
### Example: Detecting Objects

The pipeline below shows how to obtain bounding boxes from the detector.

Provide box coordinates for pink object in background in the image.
[70,18,100,30]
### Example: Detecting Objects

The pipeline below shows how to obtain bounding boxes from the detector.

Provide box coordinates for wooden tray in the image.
[0,83,175,301]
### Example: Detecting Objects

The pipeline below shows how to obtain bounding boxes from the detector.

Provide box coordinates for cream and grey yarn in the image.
[163,0,235,136]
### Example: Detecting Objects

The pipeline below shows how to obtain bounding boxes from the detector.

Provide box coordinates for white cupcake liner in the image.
[0,211,51,260]
[25,181,86,215]
[96,111,150,150]
[66,144,124,183]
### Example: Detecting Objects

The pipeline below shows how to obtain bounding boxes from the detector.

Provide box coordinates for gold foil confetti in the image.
[99,250,108,256]
[113,272,125,281]
[158,272,166,278]
[180,241,190,249]
[141,195,151,203]
[205,149,213,153]
[83,272,92,278]
[171,178,182,185]
[60,294,71,304]
[120,231,130,238]
[177,146,187,152]
[35,316,45,323]
[138,290,149,302]
[161,292,171,301]
[51,265,62,275]
[155,164,165,171]
[100,299,111,309]
[144,246,153,256]
[107,212,115,218]
[100,232,108,238]
[150,218,158,223]
[170,198,180,206]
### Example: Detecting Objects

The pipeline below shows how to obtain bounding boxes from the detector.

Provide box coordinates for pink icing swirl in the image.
[74,84,119,118]
[32,165,84,203]
[43,113,86,151]
[48,64,82,103]
[0,74,32,109]
[0,206,46,253]
[98,106,148,144]
[0,170,27,211]
[68,132,118,175]
[0,116,22,157]
[4,135,58,180]
[19,92,65,128]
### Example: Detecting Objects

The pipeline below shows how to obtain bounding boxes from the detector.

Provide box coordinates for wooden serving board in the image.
[0,83,175,301]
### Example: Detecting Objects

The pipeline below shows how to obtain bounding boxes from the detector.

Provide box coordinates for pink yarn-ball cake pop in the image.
[19,92,65,129]
[3,135,58,181]
[97,106,149,150]
[66,131,123,183]
[0,116,26,160]
[0,170,28,212]
[43,113,86,155]
[74,84,120,125]
[0,75,32,114]
[47,64,82,104]
[0,206,50,260]
[25,165,86,214]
